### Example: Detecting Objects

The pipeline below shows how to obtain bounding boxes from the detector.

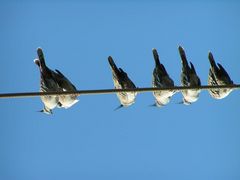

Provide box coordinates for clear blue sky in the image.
[0,0,240,179]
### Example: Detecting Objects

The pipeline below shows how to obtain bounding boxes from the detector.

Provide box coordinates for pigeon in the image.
[53,69,79,109]
[152,48,176,107]
[208,52,234,99]
[178,46,201,105]
[34,48,61,114]
[108,56,137,109]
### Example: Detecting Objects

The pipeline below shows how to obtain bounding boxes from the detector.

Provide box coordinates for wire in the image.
[0,84,239,99]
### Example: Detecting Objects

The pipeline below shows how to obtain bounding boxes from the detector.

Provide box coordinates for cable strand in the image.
[0,84,239,99]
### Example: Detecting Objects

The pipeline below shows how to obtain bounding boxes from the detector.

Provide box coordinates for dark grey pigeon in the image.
[179,46,201,105]
[152,48,176,107]
[108,56,137,109]
[208,52,234,99]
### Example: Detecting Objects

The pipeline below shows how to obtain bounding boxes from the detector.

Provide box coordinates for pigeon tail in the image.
[108,56,119,74]
[152,48,161,66]
[178,46,188,68]
[208,52,218,70]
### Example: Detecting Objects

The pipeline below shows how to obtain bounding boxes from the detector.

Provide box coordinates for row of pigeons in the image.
[34,46,234,114]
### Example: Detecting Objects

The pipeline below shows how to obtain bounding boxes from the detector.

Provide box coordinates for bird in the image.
[208,52,234,99]
[108,56,137,109]
[178,46,201,105]
[151,48,176,107]
[53,69,79,109]
[38,48,79,109]
[34,48,61,114]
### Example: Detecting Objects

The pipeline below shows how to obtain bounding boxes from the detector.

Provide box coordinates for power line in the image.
[0,84,239,99]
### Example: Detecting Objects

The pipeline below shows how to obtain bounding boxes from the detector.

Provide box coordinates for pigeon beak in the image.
[114,104,124,111]
[149,103,157,107]
[176,101,184,105]
[176,100,191,105]
[37,108,53,115]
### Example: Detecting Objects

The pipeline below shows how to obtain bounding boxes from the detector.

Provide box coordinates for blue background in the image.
[0,0,240,179]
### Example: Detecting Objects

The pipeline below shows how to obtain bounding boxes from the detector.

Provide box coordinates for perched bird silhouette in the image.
[152,48,175,107]
[34,48,61,114]
[108,56,137,109]
[208,52,234,99]
[35,48,79,113]
[178,46,201,105]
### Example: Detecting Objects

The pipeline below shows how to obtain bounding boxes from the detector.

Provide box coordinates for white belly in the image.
[41,95,59,109]
[59,95,79,109]
[153,91,175,106]
[182,90,200,103]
